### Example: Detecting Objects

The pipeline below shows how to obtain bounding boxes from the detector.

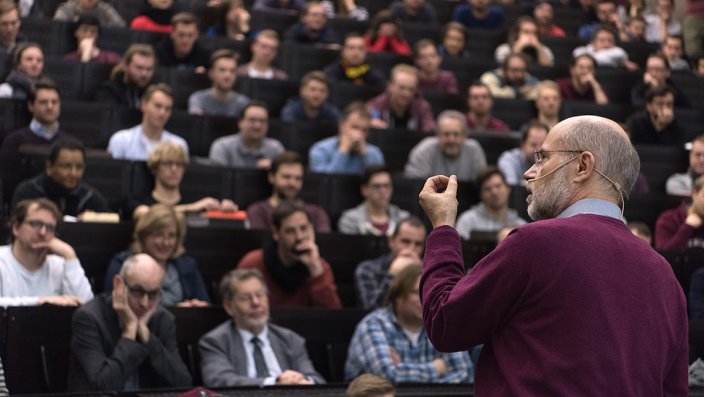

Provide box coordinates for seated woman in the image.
[573,25,638,71]
[206,0,251,41]
[364,10,410,55]
[64,14,121,64]
[0,42,45,99]
[321,0,368,21]
[130,0,176,33]
[104,204,211,307]
[494,16,554,67]
[438,22,471,60]
[129,141,238,218]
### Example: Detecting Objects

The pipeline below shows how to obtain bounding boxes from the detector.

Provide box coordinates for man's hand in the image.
[78,37,95,63]
[220,199,239,212]
[256,158,272,170]
[136,297,159,343]
[38,295,83,306]
[389,347,401,365]
[276,370,312,385]
[686,204,704,228]
[432,358,447,375]
[32,238,77,260]
[188,197,221,212]
[419,175,459,229]
[652,106,674,131]
[293,240,323,277]
[113,283,138,340]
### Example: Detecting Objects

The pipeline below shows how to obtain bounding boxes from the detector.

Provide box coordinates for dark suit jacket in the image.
[67,293,192,391]
[198,320,325,387]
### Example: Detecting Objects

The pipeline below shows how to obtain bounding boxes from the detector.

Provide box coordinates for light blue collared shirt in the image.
[558,198,622,221]
[29,119,59,140]
[237,326,283,385]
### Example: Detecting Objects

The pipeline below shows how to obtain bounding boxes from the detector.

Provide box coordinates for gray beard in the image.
[527,165,571,221]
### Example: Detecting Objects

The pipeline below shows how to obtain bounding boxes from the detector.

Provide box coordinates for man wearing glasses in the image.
[68,253,192,391]
[418,115,688,395]
[199,268,324,387]
[0,198,92,306]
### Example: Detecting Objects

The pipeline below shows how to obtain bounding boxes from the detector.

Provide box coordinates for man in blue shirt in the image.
[308,102,384,175]
[452,0,505,31]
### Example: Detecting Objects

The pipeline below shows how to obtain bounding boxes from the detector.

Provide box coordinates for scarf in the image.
[262,238,310,293]
[342,62,370,80]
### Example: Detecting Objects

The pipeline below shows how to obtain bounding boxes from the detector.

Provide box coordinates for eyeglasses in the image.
[368,182,392,190]
[533,150,583,166]
[235,290,268,304]
[23,220,56,234]
[123,280,161,301]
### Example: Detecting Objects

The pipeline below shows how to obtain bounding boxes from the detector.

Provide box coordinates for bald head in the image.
[119,253,164,284]
[553,116,639,198]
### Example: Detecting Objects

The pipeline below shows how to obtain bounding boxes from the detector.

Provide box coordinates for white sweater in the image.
[0,245,93,306]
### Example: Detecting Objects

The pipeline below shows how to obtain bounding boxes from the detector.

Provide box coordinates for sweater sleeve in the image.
[61,258,94,302]
[307,260,342,308]
[654,209,696,251]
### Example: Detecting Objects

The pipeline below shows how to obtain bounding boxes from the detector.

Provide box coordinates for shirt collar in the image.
[29,118,59,140]
[558,198,621,220]
[237,323,270,344]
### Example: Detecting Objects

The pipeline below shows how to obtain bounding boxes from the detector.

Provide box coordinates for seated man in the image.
[95,44,156,110]
[0,198,92,306]
[666,135,704,196]
[480,53,539,100]
[367,64,435,133]
[345,264,474,383]
[155,12,210,72]
[324,32,386,87]
[2,79,79,150]
[452,0,504,31]
[281,71,341,123]
[455,166,527,240]
[497,120,548,186]
[63,14,121,64]
[413,39,458,95]
[12,140,109,217]
[67,253,192,391]
[661,35,690,71]
[188,49,250,117]
[346,374,395,397]
[338,165,409,236]
[247,151,331,232]
[577,0,619,41]
[404,110,487,182]
[464,81,510,132]
[236,30,288,80]
[0,1,26,55]
[655,176,704,250]
[630,53,691,108]
[355,216,426,309]
[208,101,284,169]
[555,54,609,104]
[283,1,338,45]
[237,200,342,308]
[309,101,385,175]
[534,80,562,130]
[199,269,325,387]
[626,85,686,146]
[108,83,189,160]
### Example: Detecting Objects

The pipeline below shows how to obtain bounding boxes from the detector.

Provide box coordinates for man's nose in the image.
[524,163,538,181]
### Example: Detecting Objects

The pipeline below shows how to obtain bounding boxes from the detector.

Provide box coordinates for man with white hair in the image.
[418,115,688,395]
[404,110,486,182]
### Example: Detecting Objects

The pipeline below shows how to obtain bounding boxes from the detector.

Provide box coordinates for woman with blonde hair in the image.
[104,203,211,307]
[129,141,238,218]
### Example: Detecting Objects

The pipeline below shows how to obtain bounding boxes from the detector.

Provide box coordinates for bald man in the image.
[68,253,192,391]
[418,116,688,395]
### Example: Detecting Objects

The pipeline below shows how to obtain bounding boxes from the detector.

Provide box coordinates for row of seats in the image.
[1,245,701,393]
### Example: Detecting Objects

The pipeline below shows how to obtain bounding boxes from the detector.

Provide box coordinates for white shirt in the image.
[237,326,283,385]
[0,245,94,306]
[107,124,189,161]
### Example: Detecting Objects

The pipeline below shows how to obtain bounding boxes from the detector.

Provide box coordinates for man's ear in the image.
[113,274,123,292]
[574,152,595,183]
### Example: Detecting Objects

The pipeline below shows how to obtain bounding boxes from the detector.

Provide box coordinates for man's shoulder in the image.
[311,136,337,149]
[359,307,394,329]
[201,319,234,342]
[412,136,439,152]
[268,322,305,342]
[189,88,211,100]
[212,134,240,147]
[110,126,137,140]
[238,249,266,268]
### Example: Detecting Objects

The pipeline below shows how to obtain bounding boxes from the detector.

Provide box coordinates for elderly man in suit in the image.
[198,269,325,387]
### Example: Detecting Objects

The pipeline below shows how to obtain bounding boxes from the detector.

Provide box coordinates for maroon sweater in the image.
[421,216,688,396]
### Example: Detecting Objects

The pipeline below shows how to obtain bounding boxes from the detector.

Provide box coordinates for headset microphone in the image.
[526,154,580,184]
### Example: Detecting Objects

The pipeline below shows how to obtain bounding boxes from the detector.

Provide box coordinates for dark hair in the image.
[442,21,467,41]
[28,77,59,104]
[8,199,61,242]
[361,164,389,186]
[73,13,100,35]
[571,53,597,68]
[645,84,675,103]
[272,200,310,230]
[595,0,617,8]
[300,70,328,88]
[343,31,365,44]
[367,10,404,42]
[171,12,198,28]
[592,24,617,41]
[467,80,490,94]
[520,119,549,143]
[413,38,437,60]
[270,151,303,175]
[240,100,269,119]
[475,166,508,192]
[507,16,538,44]
[647,53,671,71]
[391,215,426,237]
[502,52,528,70]
[48,140,85,164]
